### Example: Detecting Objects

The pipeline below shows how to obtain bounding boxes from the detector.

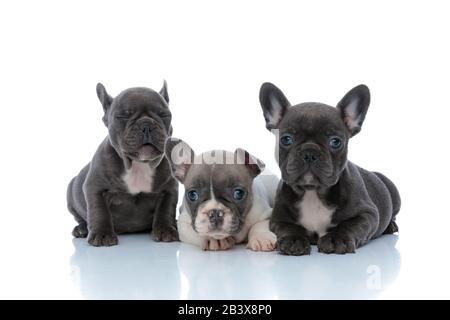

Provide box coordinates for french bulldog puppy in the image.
[165,138,279,251]
[67,82,178,246]
[259,83,401,255]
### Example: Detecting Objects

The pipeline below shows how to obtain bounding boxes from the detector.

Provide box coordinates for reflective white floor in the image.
[68,234,400,299]
[1,215,449,300]
[1,175,449,299]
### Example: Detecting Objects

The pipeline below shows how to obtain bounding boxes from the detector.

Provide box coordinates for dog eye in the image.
[187,190,199,202]
[115,111,132,119]
[159,112,171,119]
[329,136,342,149]
[232,188,246,201]
[280,135,293,146]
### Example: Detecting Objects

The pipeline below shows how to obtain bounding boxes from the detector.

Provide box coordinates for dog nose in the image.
[208,209,224,226]
[142,126,151,144]
[302,150,320,164]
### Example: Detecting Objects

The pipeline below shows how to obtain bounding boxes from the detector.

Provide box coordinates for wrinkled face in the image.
[277,104,349,193]
[106,88,171,166]
[183,158,255,239]
[259,82,370,194]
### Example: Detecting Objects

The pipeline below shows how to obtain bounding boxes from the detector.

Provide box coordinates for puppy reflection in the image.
[70,235,180,299]
[269,235,401,299]
[176,235,400,299]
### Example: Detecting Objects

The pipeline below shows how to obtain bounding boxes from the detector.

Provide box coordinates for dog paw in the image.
[318,232,356,254]
[247,232,277,252]
[87,232,118,247]
[383,220,399,234]
[152,225,179,242]
[202,237,235,251]
[72,224,88,238]
[277,236,311,256]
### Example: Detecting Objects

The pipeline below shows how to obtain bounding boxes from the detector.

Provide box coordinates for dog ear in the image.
[159,80,169,104]
[96,83,113,126]
[96,83,113,112]
[259,82,291,131]
[337,84,371,137]
[165,137,195,183]
[235,148,265,178]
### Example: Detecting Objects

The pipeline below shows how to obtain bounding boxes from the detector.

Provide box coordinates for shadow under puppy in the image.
[259,83,401,255]
[165,139,279,251]
[67,82,178,246]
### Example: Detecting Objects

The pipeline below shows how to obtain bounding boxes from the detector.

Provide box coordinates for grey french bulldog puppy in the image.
[165,138,279,251]
[67,82,178,246]
[259,83,401,255]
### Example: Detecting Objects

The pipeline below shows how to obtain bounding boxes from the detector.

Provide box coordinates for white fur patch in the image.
[193,197,232,239]
[193,172,233,238]
[177,207,204,247]
[247,219,277,252]
[122,161,154,195]
[297,190,335,237]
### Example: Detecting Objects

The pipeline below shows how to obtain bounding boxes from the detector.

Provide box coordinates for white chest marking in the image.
[297,190,335,237]
[122,161,154,195]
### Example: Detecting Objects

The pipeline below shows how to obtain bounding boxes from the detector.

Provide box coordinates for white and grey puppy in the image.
[165,138,279,251]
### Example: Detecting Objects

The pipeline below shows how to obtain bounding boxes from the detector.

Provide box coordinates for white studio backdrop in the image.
[0,0,449,298]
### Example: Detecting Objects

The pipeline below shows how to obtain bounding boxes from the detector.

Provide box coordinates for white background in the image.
[0,0,449,299]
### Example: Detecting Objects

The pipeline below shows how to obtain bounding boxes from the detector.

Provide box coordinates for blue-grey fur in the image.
[67,82,178,246]
[259,83,401,255]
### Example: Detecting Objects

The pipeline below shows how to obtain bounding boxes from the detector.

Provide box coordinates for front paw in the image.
[247,232,277,252]
[318,232,356,254]
[87,231,118,247]
[72,224,88,238]
[202,237,235,251]
[152,225,179,242]
[277,236,311,256]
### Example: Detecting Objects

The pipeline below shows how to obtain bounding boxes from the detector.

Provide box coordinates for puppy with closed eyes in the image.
[259,83,401,255]
[67,82,178,246]
[165,138,279,251]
